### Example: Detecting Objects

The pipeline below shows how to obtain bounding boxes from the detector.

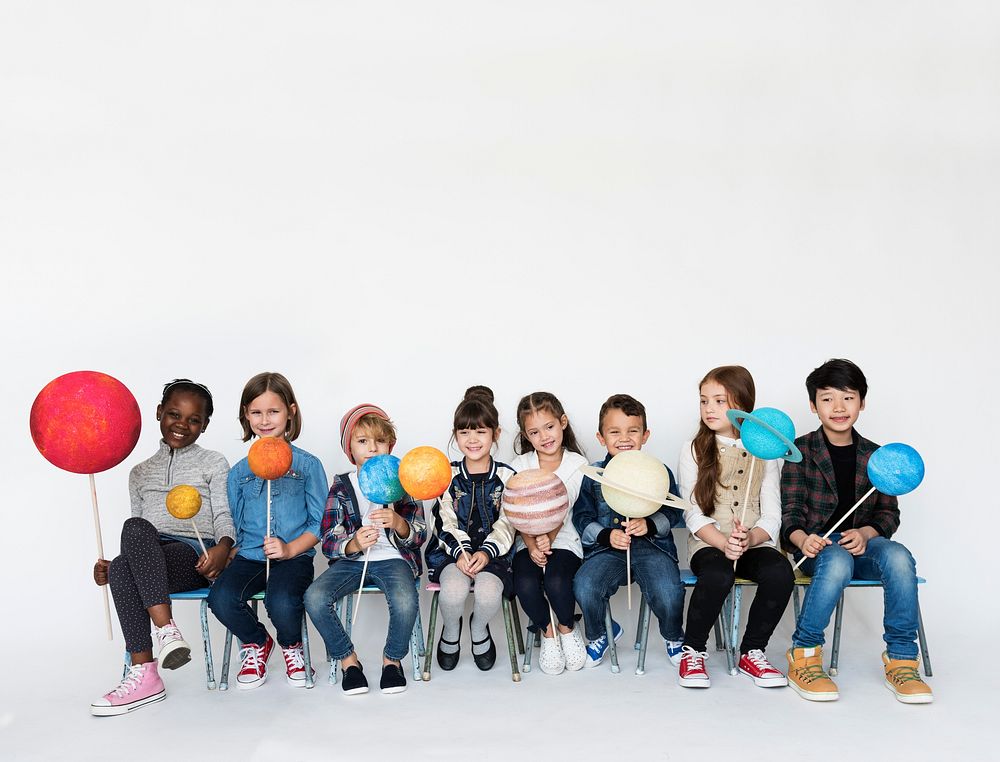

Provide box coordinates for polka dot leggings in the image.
[109,517,207,654]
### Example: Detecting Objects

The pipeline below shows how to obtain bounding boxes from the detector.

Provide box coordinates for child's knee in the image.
[880,541,916,578]
[814,544,853,583]
[120,516,156,548]
[303,583,327,617]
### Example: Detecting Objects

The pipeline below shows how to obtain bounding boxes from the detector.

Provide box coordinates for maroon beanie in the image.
[339,403,392,464]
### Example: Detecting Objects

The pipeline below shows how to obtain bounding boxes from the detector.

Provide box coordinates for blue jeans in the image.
[207,554,314,647]
[573,541,684,642]
[304,558,419,662]
[793,534,919,660]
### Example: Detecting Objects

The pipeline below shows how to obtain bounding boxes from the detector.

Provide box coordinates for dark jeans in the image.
[109,517,208,654]
[512,548,581,631]
[207,554,314,647]
[684,546,793,654]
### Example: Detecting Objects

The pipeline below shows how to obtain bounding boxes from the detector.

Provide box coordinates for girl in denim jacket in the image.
[424,387,516,672]
[207,372,327,691]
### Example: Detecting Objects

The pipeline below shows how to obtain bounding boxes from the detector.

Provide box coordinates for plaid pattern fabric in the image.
[320,472,426,578]
[781,427,900,548]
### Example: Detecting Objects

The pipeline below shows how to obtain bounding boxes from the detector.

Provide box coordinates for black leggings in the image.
[108,517,207,654]
[512,548,581,631]
[684,546,794,654]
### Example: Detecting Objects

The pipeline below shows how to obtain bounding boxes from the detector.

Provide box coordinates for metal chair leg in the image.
[713,619,725,652]
[917,600,933,677]
[720,590,735,676]
[410,603,424,681]
[829,593,845,676]
[728,587,742,675]
[502,598,521,682]
[301,614,315,689]
[200,599,216,690]
[635,594,647,651]
[220,629,234,691]
[422,591,439,681]
[635,592,652,675]
[792,585,802,621]
[605,603,620,674]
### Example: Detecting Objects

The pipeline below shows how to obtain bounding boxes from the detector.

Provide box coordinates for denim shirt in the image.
[227,443,328,562]
[571,453,683,562]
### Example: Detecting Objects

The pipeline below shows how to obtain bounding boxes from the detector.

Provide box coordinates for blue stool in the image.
[326,580,426,685]
[218,592,314,690]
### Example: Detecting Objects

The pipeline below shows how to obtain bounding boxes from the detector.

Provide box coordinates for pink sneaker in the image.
[91,661,166,716]
[739,649,788,687]
[154,619,191,670]
[281,642,314,688]
[678,646,711,688]
[237,634,274,690]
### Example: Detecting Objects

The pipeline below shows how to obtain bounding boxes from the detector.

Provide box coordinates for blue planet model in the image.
[359,454,405,504]
[727,407,803,462]
[867,443,924,496]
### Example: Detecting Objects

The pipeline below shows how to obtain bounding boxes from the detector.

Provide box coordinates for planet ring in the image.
[726,409,803,463]
[577,465,693,509]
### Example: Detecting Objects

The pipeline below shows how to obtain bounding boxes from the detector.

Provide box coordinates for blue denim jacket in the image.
[571,453,683,562]
[227,443,328,561]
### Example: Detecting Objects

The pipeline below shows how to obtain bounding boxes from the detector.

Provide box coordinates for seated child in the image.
[783,358,932,704]
[304,404,425,695]
[572,394,686,670]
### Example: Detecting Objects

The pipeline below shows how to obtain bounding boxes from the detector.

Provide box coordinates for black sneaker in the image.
[379,663,407,694]
[341,664,368,695]
[436,617,462,671]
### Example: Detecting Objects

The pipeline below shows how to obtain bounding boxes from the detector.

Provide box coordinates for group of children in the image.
[89,359,932,717]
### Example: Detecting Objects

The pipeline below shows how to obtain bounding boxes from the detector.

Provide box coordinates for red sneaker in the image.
[739,649,788,687]
[281,642,314,688]
[237,634,274,690]
[678,646,711,688]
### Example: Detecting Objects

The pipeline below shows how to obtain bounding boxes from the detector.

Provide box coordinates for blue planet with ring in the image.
[867,443,924,496]
[727,407,803,462]
[359,454,405,504]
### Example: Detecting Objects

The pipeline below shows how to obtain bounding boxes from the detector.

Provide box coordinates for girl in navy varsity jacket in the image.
[424,387,516,672]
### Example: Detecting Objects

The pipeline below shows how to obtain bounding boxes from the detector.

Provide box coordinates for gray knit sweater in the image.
[128,441,236,542]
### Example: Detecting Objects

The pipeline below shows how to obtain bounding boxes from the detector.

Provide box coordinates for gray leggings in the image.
[438,564,503,643]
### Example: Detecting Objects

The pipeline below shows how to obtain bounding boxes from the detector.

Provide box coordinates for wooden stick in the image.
[89,474,113,640]
[626,518,632,610]
[190,519,209,558]
[792,486,878,571]
[738,455,757,527]
[265,480,271,581]
[353,547,373,626]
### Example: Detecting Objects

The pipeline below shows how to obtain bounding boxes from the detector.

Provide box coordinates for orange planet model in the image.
[248,437,292,480]
[398,446,452,499]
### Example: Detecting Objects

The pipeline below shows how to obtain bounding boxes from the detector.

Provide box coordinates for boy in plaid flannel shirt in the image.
[782,359,931,704]
[304,404,426,696]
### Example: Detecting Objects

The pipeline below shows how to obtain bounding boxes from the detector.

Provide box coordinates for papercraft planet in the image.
[30,370,142,474]
[579,451,689,519]
[359,454,405,504]
[867,443,924,496]
[399,446,452,500]
[166,485,202,519]
[502,469,569,535]
[248,437,292,480]
[726,407,803,463]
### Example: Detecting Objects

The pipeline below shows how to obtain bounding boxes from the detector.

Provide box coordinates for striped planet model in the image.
[501,469,569,536]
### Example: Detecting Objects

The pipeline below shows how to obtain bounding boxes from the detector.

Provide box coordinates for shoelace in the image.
[681,647,707,671]
[888,664,922,685]
[283,646,305,670]
[240,644,262,673]
[155,623,181,647]
[111,664,145,697]
[743,649,774,671]
[587,634,608,655]
[793,661,829,684]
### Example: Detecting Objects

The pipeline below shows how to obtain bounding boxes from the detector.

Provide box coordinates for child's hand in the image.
[263,536,292,560]
[369,508,399,533]
[93,558,110,586]
[467,551,489,576]
[724,526,747,561]
[354,526,382,551]
[535,535,551,553]
[195,545,231,580]
[609,529,631,551]
[799,533,831,559]
[529,547,548,567]
[838,529,868,556]
[456,552,475,577]
[624,518,648,538]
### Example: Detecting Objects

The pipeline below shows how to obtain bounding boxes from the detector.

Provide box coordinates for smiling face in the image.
[349,424,391,469]
[597,408,649,456]
[244,390,295,439]
[522,409,567,457]
[699,380,738,438]
[810,387,864,444]
[157,390,209,450]
[455,425,497,469]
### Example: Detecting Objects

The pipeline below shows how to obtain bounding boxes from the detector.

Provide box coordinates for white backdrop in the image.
[2,1,997,758]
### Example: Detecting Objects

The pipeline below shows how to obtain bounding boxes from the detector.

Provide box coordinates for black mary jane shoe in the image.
[470,615,497,671]
[436,617,462,671]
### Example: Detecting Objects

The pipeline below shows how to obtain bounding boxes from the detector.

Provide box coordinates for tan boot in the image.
[786,646,839,701]
[883,652,933,704]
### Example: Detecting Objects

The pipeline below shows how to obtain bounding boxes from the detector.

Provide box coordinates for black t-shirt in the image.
[822,431,857,534]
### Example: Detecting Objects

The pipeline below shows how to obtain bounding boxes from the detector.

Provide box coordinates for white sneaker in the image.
[666,639,684,667]
[559,625,587,672]
[153,619,191,671]
[538,632,566,675]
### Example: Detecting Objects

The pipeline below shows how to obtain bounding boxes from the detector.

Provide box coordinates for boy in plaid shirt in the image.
[782,359,931,704]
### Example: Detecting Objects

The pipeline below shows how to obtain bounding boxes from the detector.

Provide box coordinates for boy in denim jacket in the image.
[572,395,686,669]
[782,359,931,704]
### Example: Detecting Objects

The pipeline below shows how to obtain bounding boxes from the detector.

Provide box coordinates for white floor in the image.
[2,585,989,762]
